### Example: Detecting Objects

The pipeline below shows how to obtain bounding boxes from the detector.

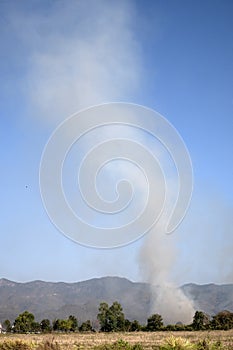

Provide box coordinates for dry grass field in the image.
[0,331,233,349]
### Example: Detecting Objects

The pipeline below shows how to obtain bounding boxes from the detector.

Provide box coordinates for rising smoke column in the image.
[139,222,195,325]
[18,0,143,126]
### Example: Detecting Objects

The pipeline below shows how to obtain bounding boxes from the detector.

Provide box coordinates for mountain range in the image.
[0,277,232,324]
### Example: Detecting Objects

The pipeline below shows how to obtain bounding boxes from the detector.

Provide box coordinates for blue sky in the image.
[0,0,233,285]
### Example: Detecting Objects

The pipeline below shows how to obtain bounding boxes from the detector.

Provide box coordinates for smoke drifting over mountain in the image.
[138,189,233,324]
[4,0,232,299]
[139,224,195,325]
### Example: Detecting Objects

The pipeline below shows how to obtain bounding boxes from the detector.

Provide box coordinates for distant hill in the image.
[0,277,232,324]
[181,283,233,316]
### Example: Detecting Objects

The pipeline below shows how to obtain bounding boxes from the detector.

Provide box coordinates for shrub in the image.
[196,339,223,350]
[0,340,33,350]
[36,340,61,350]
[160,336,194,350]
[94,339,143,350]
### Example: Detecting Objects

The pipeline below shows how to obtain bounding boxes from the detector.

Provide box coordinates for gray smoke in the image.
[11,0,143,126]
[139,222,195,325]
[139,188,233,324]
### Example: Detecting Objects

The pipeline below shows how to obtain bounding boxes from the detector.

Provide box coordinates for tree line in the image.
[1,301,233,333]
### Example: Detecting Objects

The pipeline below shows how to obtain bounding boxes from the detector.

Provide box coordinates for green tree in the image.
[13,311,35,333]
[61,319,72,332]
[130,320,141,332]
[192,311,209,330]
[124,319,131,332]
[53,319,62,332]
[3,319,11,333]
[79,320,93,332]
[97,301,125,332]
[53,317,77,332]
[146,313,163,331]
[211,310,233,330]
[31,321,41,333]
[40,319,52,333]
[68,315,78,332]
[109,301,125,331]
[97,302,110,332]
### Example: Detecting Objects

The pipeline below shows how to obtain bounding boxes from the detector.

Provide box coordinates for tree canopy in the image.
[3,304,233,334]
[97,301,125,332]
[146,314,163,331]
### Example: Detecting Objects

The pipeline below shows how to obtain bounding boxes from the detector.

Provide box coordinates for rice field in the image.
[0,331,233,350]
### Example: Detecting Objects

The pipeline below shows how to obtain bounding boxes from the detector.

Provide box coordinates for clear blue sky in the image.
[1,0,233,285]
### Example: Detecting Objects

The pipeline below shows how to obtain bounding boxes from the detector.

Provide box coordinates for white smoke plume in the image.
[139,188,233,324]
[8,0,143,126]
[139,222,195,325]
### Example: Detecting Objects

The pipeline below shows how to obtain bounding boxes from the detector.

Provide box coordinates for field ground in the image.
[0,331,233,349]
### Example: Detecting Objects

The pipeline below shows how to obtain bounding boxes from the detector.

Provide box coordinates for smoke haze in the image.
[138,189,233,324]
[2,0,232,317]
[139,222,195,325]
[9,0,143,125]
